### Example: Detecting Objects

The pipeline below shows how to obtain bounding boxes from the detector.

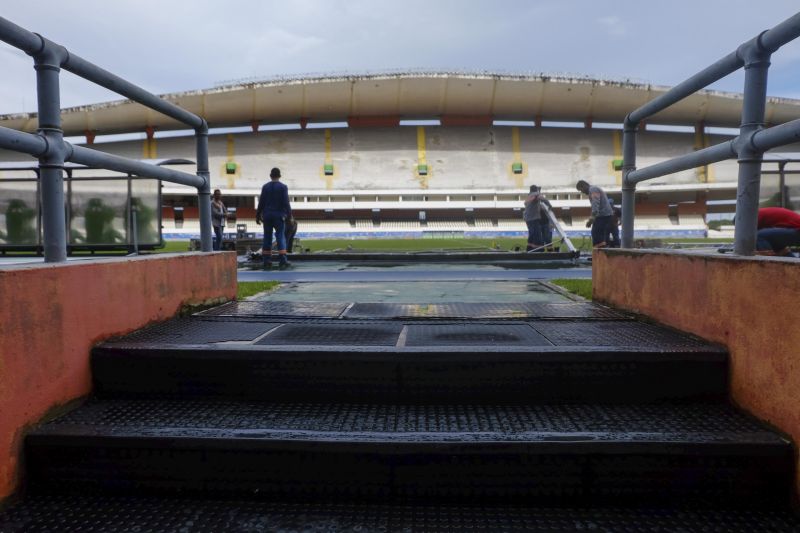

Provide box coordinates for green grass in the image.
[301,238,550,253]
[157,240,192,253]
[551,278,592,300]
[237,281,280,300]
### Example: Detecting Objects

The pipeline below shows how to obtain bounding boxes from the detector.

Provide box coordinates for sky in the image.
[1,0,799,115]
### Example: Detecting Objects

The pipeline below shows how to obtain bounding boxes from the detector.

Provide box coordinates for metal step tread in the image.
[29,399,787,450]
[100,316,723,353]
[2,493,799,532]
[195,300,631,320]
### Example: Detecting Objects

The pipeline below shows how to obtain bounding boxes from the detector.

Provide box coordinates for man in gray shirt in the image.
[523,185,543,251]
[576,180,613,248]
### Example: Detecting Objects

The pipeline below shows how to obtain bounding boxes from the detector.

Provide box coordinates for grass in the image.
[299,237,567,253]
[237,281,280,300]
[551,278,592,300]
[157,240,192,253]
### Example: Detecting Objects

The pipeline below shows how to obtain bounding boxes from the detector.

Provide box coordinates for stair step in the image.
[2,493,800,532]
[94,318,728,403]
[26,399,791,506]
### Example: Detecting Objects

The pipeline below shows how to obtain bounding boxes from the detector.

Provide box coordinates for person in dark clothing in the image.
[576,179,613,248]
[607,198,621,248]
[256,167,292,269]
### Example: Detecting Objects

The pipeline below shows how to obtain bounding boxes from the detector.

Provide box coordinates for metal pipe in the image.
[195,124,213,252]
[733,46,772,256]
[779,161,787,208]
[750,117,800,152]
[627,140,738,184]
[759,12,800,52]
[626,52,742,127]
[63,54,204,130]
[66,144,204,188]
[0,16,44,54]
[0,17,204,130]
[621,126,637,247]
[35,46,68,263]
[0,125,47,156]
[625,14,800,129]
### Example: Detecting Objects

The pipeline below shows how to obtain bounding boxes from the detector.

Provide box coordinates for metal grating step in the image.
[109,318,281,344]
[25,400,791,506]
[532,320,710,348]
[35,399,785,439]
[257,323,403,346]
[3,493,799,532]
[405,324,552,347]
[196,300,349,318]
[343,302,630,320]
[108,316,715,351]
[92,342,728,403]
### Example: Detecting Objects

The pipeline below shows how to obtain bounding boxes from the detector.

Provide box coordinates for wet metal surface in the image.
[237,267,592,282]
[344,302,628,319]
[112,319,281,344]
[257,323,404,346]
[404,324,552,347]
[252,280,569,304]
[532,321,710,348]
[197,301,351,319]
[35,399,785,443]
[3,494,799,533]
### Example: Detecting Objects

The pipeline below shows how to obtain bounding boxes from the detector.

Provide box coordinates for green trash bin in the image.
[5,199,37,245]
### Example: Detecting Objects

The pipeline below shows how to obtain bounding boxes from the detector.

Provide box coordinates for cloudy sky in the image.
[1,1,799,115]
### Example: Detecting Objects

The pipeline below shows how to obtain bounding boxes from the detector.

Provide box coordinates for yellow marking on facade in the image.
[509,126,526,187]
[704,132,715,182]
[226,134,235,161]
[142,138,149,159]
[416,126,429,188]
[694,126,709,183]
[222,133,240,188]
[417,126,427,165]
[612,130,622,185]
[320,129,335,189]
[325,129,333,164]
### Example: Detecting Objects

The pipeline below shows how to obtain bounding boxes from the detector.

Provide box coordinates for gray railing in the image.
[0,17,212,262]
[621,12,800,255]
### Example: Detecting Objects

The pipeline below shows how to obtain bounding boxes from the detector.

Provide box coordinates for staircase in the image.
[1,297,799,531]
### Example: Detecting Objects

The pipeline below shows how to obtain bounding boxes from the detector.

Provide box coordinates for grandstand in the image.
[2,71,800,242]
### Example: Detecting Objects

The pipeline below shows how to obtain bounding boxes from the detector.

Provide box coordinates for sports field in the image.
[159,237,733,255]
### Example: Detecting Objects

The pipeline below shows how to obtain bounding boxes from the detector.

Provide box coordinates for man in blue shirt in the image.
[256,167,292,269]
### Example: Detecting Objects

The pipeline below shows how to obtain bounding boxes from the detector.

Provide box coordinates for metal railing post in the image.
[34,39,68,263]
[195,123,213,252]
[621,120,637,248]
[733,37,772,256]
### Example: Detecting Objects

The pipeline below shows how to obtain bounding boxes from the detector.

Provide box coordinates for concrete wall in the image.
[0,253,236,502]
[1,126,783,192]
[593,249,800,497]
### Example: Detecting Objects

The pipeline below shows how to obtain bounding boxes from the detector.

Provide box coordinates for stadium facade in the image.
[2,71,800,242]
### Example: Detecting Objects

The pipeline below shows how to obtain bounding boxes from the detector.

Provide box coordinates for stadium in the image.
[2,70,800,247]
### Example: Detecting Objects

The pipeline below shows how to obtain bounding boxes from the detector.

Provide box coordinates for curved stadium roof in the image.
[2,71,800,136]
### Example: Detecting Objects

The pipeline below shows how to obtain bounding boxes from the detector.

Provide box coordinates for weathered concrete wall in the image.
[0,253,236,502]
[0,126,764,191]
[594,249,800,495]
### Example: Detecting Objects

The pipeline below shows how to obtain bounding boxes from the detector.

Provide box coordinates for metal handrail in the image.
[621,12,800,255]
[0,16,213,261]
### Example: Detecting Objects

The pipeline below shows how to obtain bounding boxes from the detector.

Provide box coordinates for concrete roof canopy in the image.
[2,72,800,136]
